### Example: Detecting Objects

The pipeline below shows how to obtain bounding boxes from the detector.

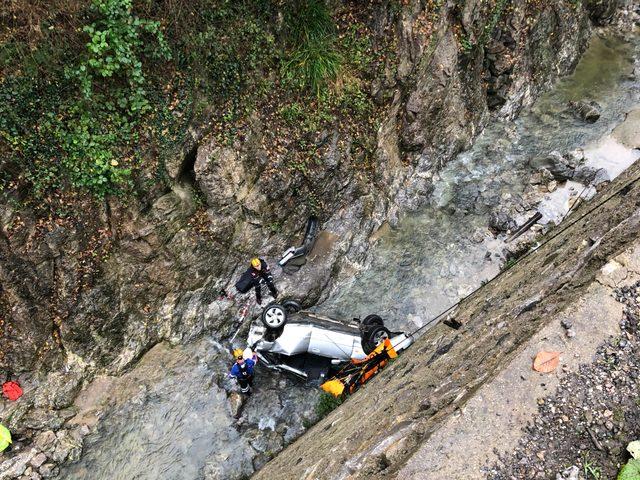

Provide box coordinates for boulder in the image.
[489,211,517,233]
[33,432,55,454]
[21,410,67,431]
[0,449,37,479]
[568,100,601,123]
[555,465,580,480]
[529,151,577,181]
[573,166,609,185]
[246,428,284,455]
[33,372,83,410]
[28,454,46,470]
[26,471,41,480]
[51,430,82,464]
[37,464,58,479]
[451,182,481,212]
[228,392,244,419]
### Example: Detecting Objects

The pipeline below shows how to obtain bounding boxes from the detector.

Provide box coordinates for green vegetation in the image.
[618,441,640,480]
[460,35,474,53]
[179,2,276,106]
[618,461,640,480]
[278,20,377,135]
[267,221,282,234]
[501,242,532,272]
[75,0,171,111]
[618,459,640,480]
[582,453,603,480]
[479,0,510,46]
[1,0,385,206]
[454,0,510,54]
[315,392,343,419]
[280,102,305,125]
[281,0,341,95]
[1,0,171,197]
[501,257,518,271]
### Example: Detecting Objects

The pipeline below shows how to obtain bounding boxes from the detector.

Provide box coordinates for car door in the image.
[271,323,312,355]
[308,327,358,361]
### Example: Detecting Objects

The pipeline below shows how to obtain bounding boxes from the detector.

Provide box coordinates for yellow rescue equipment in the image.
[0,423,11,452]
[321,338,398,398]
[320,379,345,397]
[233,348,244,358]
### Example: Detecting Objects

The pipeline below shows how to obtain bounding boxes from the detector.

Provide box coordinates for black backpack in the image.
[235,270,255,294]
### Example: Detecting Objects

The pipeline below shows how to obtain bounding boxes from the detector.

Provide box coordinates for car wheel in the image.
[362,314,384,326]
[282,300,302,314]
[363,326,390,353]
[261,304,287,330]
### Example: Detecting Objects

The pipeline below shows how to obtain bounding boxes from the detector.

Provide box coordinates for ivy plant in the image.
[74,0,171,114]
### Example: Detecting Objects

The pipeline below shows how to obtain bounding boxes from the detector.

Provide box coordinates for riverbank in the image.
[396,241,640,479]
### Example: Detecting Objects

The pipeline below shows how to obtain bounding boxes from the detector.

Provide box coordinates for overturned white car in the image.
[247,301,413,382]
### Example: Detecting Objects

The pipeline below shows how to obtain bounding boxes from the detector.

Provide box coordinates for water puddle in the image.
[583,134,640,178]
[537,181,596,225]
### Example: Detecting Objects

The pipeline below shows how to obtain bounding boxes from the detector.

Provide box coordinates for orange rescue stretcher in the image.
[321,338,398,397]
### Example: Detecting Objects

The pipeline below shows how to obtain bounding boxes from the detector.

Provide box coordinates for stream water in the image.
[62,34,640,480]
[321,34,640,332]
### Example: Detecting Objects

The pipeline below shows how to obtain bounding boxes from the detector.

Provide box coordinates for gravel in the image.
[486,281,640,480]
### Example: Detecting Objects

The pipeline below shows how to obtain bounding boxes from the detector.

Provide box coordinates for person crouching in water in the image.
[229,352,257,394]
[248,257,278,305]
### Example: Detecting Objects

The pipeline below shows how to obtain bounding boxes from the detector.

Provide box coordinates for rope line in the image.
[560,183,591,224]
[400,171,640,341]
[254,171,640,387]
[325,170,640,387]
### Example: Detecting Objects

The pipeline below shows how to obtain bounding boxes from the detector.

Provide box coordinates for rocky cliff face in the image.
[0,0,624,471]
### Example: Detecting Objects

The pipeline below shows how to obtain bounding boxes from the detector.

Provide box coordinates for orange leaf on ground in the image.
[533,351,561,373]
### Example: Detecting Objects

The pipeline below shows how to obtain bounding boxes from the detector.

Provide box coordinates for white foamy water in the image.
[584,135,640,179]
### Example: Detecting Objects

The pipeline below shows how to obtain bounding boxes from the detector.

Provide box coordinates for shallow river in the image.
[321,35,640,332]
[62,34,640,480]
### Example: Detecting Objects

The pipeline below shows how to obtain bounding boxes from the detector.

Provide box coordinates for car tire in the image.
[282,300,302,314]
[363,326,391,354]
[261,304,288,330]
[361,314,384,326]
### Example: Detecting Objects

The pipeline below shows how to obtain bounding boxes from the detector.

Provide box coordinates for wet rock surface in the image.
[57,339,319,480]
[568,99,602,123]
[487,282,640,480]
[530,151,580,181]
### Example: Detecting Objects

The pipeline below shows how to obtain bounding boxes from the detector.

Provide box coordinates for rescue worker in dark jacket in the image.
[248,257,278,305]
[228,353,257,394]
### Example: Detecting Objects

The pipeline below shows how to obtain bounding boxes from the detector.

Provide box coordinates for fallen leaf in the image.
[628,441,640,460]
[533,351,561,373]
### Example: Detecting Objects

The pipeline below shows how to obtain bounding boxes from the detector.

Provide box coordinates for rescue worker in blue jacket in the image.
[248,257,278,305]
[229,353,257,394]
